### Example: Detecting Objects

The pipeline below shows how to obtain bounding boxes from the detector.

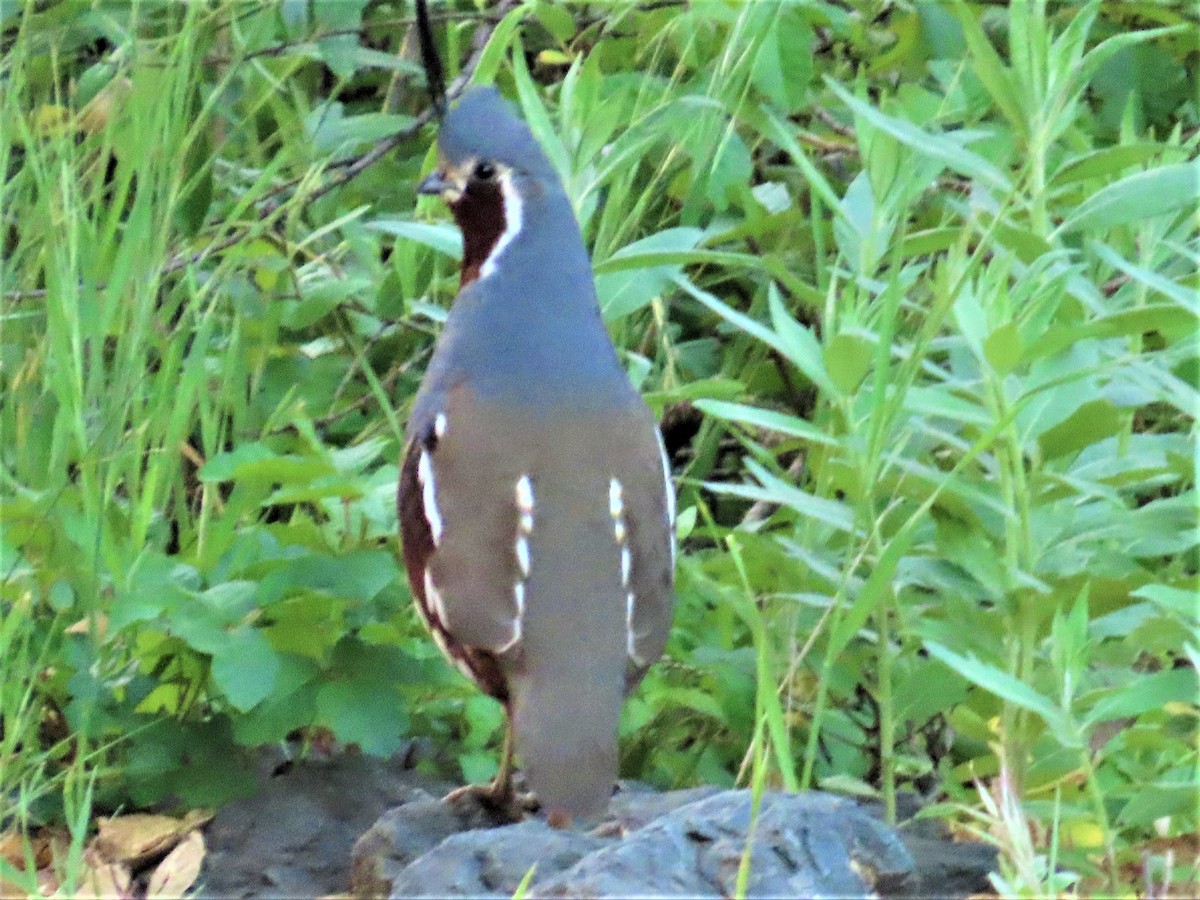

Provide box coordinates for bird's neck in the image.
[440,178,628,409]
[453,173,593,305]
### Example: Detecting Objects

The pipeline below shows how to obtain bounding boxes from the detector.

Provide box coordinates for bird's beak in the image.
[418,171,455,196]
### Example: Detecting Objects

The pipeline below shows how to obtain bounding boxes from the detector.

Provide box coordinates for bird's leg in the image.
[443,710,535,822]
[485,714,515,803]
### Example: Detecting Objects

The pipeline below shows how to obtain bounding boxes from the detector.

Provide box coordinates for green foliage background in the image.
[1,0,1197,894]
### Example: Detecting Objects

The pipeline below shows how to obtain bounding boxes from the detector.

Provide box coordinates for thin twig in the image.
[204,10,503,65]
[797,130,855,156]
[307,347,431,432]
[1102,273,1131,297]
[811,106,854,138]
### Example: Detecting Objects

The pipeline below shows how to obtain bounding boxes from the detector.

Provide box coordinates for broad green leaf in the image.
[1091,243,1199,315]
[308,111,415,154]
[751,6,812,110]
[1085,669,1199,726]
[257,551,396,605]
[644,377,744,407]
[594,249,759,275]
[1026,305,1198,358]
[903,386,993,427]
[1133,584,1200,623]
[1056,160,1200,234]
[472,6,524,85]
[1038,399,1122,460]
[511,35,571,184]
[200,448,333,487]
[1050,143,1175,187]
[368,219,461,258]
[231,658,320,746]
[924,641,1072,741]
[1117,783,1197,828]
[983,322,1023,375]
[595,227,704,321]
[459,750,498,784]
[767,283,835,395]
[826,78,1011,192]
[532,1,575,43]
[199,443,275,482]
[315,680,407,756]
[211,629,282,711]
[823,333,873,394]
[952,3,1024,136]
[827,521,919,658]
[1074,22,1188,88]
[266,477,366,504]
[706,131,752,211]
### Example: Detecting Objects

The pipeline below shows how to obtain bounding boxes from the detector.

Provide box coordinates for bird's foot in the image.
[442,781,537,824]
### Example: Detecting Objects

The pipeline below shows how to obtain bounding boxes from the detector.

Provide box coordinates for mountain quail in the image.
[397,86,676,824]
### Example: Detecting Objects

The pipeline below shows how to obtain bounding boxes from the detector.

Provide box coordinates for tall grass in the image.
[1,1,1196,895]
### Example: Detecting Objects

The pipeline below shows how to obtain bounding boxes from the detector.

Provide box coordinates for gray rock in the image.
[200,749,449,899]
[197,752,994,898]
[385,820,609,898]
[352,786,994,899]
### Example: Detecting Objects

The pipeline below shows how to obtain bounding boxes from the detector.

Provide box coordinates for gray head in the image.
[418,86,569,288]
[418,86,558,202]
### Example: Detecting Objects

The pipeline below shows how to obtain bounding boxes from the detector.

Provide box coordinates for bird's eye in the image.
[473,161,497,181]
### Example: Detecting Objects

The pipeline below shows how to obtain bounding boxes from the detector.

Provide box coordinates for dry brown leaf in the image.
[64,614,108,639]
[77,77,132,134]
[92,815,188,867]
[144,831,204,900]
[0,831,25,871]
[37,867,60,898]
[0,827,68,873]
[0,875,33,899]
[180,809,214,832]
[73,849,132,899]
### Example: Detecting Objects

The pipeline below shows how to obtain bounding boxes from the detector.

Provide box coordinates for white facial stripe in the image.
[434,413,447,439]
[480,169,523,279]
[417,450,444,545]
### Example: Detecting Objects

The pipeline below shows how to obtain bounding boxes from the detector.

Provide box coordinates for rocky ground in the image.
[199,751,996,898]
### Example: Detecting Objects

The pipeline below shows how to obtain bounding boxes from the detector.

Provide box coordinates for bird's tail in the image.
[510,660,623,821]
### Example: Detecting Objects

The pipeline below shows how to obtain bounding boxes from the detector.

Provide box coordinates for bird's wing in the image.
[618,420,677,688]
[399,385,530,657]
